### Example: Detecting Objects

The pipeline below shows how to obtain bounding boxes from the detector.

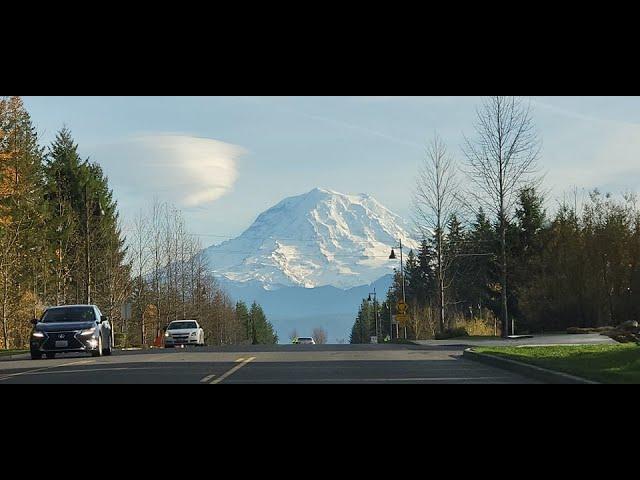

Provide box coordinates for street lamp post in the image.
[389,239,407,339]
[367,288,378,341]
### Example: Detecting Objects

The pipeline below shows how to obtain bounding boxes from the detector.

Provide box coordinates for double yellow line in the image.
[203,356,256,384]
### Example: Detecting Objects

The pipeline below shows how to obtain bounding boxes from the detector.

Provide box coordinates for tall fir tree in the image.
[249,301,277,344]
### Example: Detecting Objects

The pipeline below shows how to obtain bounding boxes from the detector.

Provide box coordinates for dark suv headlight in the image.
[32,331,45,339]
[80,327,97,337]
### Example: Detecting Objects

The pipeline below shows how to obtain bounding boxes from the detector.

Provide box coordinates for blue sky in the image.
[22,96,640,246]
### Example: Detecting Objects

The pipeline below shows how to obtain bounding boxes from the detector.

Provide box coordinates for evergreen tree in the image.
[43,127,129,332]
[236,301,250,341]
[249,301,277,344]
[349,299,372,344]
[44,127,83,304]
[404,249,419,305]
[511,186,547,330]
[463,208,498,316]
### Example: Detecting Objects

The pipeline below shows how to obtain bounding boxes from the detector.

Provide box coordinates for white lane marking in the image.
[0,359,95,382]
[200,374,216,383]
[235,358,245,363]
[210,357,255,384]
[221,376,519,384]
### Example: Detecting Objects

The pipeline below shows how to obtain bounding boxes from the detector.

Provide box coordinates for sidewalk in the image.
[412,333,617,348]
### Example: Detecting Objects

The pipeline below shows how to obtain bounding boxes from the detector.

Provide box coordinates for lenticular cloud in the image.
[103,134,245,209]
[136,134,243,207]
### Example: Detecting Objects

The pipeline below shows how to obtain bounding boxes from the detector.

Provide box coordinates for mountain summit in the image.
[203,188,418,289]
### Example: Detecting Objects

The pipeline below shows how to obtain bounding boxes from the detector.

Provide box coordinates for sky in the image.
[22,96,640,247]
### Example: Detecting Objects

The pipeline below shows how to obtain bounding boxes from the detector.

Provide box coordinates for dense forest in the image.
[0,96,276,349]
[352,97,640,342]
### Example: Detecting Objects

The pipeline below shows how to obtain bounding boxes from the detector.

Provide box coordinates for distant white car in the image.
[295,337,315,345]
[164,320,205,347]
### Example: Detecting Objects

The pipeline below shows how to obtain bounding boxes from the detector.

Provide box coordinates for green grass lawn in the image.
[0,349,28,357]
[475,344,640,384]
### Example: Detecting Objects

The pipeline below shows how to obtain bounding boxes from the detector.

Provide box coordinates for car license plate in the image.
[55,340,68,348]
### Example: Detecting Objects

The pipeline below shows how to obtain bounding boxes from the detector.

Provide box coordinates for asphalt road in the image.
[0,344,539,384]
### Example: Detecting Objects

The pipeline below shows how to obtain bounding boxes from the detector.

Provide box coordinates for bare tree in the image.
[312,327,328,345]
[413,133,460,332]
[462,96,541,337]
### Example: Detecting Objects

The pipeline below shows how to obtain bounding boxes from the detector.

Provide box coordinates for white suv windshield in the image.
[168,321,197,330]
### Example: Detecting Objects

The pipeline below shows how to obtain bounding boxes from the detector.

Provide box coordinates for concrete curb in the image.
[0,353,30,362]
[463,348,600,384]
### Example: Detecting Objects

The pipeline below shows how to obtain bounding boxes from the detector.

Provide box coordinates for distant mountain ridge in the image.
[217,274,395,343]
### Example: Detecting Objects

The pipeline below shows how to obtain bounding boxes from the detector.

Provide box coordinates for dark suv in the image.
[30,305,113,360]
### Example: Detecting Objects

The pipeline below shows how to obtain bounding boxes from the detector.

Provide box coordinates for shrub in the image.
[113,332,126,348]
[448,309,500,337]
[567,326,613,334]
[435,327,469,340]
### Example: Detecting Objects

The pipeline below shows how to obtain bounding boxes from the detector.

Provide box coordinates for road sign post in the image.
[395,300,409,338]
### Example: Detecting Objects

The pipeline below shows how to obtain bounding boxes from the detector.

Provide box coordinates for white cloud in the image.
[97,134,245,209]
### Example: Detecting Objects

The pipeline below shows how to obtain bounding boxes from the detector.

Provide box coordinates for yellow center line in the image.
[235,358,245,362]
[210,357,256,384]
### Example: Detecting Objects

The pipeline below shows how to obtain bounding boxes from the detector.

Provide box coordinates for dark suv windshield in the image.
[42,307,96,323]
[168,321,197,330]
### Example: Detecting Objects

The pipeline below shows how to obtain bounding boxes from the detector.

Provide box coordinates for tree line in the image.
[127,201,277,346]
[352,96,640,342]
[0,96,276,349]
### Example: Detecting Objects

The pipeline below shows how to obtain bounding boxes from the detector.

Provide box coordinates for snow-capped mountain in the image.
[202,188,419,290]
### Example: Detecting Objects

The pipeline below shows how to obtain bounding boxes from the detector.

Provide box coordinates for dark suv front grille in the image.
[43,331,83,350]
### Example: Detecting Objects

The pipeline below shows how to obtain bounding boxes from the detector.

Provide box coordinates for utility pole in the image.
[400,239,406,304]
[400,239,407,339]
[85,184,91,305]
[374,288,378,339]
[84,181,104,305]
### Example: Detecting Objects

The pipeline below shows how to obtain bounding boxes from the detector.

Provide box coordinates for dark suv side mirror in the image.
[31,318,38,326]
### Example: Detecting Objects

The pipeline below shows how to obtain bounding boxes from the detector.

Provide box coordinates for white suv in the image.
[164,320,205,348]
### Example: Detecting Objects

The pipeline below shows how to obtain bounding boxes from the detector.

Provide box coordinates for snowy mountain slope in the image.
[202,188,419,290]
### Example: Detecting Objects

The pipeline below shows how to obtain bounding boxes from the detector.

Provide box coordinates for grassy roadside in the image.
[0,349,28,357]
[475,344,640,384]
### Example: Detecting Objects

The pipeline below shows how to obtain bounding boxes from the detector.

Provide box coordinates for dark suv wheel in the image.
[103,335,112,356]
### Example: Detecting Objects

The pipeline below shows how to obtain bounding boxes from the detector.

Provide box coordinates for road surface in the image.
[0,343,539,384]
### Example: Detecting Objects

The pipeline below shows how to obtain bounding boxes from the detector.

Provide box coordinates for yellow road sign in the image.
[396,313,408,325]
[397,301,408,315]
